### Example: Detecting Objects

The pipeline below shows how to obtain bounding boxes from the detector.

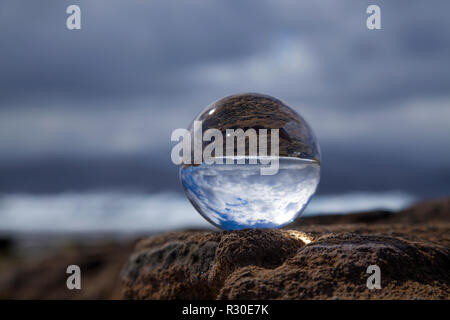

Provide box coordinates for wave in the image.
[0,191,415,232]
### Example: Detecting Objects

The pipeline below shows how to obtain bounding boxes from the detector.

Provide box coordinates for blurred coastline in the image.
[0,190,415,233]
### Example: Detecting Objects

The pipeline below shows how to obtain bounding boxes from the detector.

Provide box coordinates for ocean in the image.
[0,191,415,233]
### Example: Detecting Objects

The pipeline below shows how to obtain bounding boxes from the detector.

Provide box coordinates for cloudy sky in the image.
[0,0,449,197]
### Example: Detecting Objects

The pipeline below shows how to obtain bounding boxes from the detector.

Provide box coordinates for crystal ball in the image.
[178,93,321,230]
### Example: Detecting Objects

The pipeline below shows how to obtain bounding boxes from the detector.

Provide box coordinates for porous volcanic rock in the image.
[121,199,450,299]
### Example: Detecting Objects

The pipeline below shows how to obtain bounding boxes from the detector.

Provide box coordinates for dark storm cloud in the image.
[0,0,449,104]
[0,0,278,100]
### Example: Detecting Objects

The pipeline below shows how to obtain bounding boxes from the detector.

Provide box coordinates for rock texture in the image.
[122,198,450,300]
[0,241,134,299]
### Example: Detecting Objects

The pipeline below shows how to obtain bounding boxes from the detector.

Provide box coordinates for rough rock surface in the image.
[0,241,133,299]
[122,198,450,299]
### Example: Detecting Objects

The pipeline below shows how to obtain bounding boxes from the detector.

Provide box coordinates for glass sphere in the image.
[179,93,320,230]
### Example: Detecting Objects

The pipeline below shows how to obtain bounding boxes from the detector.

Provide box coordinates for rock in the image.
[122,198,450,300]
[0,241,134,299]
[0,237,14,256]
[121,229,304,299]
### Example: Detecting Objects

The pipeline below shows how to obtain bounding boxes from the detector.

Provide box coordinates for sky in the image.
[0,0,449,198]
